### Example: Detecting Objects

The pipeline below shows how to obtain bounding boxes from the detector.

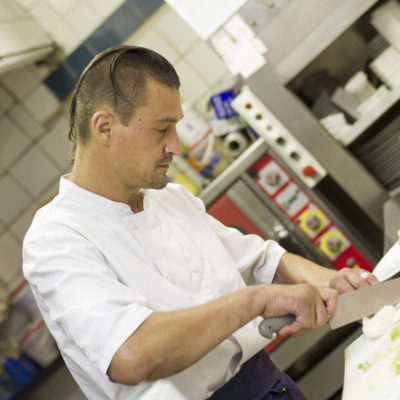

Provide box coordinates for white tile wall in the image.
[7,1,26,19]
[0,85,15,112]
[0,232,23,284]
[46,0,80,16]
[156,8,199,54]
[9,203,37,242]
[0,0,21,23]
[65,2,102,43]
[86,0,125,19]
[30,0,61,32]
[0,3,52,59]
[131,29,180,64]
[9,104,44,139]
[15,0,40,9]
[0,174,32,225]
[0,220,5,236]
[125,5,232,113]
[39,116,71,170]
[11,146,61,198]
[16,0,120,57]
[186,41,228,86]
[0,116,31,168]
[175,58,209,103]
[20,20,52,49]
[23,84,60,124]
[50,21,81,55]
[2,65,40,101]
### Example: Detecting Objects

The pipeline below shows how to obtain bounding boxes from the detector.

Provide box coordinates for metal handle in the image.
[258,315,296,339]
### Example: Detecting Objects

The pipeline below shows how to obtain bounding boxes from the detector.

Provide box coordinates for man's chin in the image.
[148,177,169,190]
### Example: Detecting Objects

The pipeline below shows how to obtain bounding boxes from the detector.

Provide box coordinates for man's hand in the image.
[329,267,379,294]
[259,283,338,337]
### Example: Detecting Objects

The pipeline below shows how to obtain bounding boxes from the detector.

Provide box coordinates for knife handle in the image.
[258,315,296,339]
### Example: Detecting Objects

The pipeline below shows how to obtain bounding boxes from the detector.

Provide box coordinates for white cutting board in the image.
[342,238,400,399]
[342,319,400,400]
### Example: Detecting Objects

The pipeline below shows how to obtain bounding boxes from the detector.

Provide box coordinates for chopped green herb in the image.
[391,326,400,342]
[358,361,372,372]
[391,350,400,375]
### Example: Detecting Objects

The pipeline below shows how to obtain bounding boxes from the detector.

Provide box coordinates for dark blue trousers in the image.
[208,350,306,400]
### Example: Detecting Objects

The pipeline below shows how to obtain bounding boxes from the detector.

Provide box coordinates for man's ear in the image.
[91,109,116,146]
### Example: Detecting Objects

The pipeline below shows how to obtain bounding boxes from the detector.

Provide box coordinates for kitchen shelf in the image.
[341,85,400,146]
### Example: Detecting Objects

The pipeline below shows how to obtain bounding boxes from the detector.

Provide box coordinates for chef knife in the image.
[258,277,400,339]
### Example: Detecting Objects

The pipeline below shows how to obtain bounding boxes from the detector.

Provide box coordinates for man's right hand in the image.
[257,283,338,337]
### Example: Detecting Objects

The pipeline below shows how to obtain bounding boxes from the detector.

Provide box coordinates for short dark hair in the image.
[67,45,180,163]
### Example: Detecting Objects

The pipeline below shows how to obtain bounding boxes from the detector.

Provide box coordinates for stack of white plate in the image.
[319,112,351,142]
[370,46,400,89]
[371,0,400,54]
[357,85,390,116]
[344,71,376,103]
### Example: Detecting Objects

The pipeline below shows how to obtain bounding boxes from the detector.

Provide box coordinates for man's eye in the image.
[156,128,168,134]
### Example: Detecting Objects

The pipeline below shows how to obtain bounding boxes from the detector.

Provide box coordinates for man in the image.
[23,45,378,399]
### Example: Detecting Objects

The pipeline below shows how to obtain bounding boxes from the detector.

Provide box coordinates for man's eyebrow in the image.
[154,116,184,123]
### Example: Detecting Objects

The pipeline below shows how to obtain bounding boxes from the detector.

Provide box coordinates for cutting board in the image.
[342,318,400,399]
[342,237,400,399]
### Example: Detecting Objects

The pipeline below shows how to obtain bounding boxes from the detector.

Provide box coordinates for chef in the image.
[22,45,378,400]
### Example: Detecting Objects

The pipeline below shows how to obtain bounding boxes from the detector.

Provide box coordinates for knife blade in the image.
[258,277,400,338]
[329,276,400,329]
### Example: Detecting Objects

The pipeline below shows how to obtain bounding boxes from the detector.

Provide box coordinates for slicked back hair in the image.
[67,45,180,164]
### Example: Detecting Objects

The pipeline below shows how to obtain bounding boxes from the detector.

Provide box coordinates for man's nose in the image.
[165,128,182,155]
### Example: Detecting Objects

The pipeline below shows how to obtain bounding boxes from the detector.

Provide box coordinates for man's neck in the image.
[128,191,144,213]
[70,145,147,213]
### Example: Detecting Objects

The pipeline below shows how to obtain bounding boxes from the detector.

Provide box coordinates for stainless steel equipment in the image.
[201,1,400,398]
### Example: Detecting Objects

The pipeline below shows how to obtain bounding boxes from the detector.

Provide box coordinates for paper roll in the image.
[223,131,248,157]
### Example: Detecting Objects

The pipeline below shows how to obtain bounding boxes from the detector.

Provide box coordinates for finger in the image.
[350,270,378,289]
[319,287,339,315]
[331,268,371,293]
[276,285,316,336]
[313,288,329,327]
[278,320,303,337]
[366,273,379,286]
[347,271,369,290]
[330,275,354,293]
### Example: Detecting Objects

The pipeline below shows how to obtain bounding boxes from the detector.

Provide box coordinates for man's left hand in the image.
[329,267,379,294]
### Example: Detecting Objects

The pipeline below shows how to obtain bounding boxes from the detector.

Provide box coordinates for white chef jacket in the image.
[23,176,286,400]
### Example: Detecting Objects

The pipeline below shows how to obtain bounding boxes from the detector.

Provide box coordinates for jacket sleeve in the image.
[23,222,153,377]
